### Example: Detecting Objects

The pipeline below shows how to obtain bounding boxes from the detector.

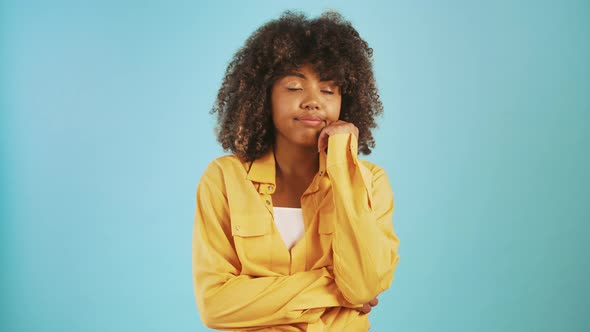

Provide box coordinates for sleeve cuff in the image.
[326,133,358,169]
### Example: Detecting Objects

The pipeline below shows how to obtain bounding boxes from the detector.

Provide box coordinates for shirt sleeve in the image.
[325,133,401,305]
[192,161,352,330]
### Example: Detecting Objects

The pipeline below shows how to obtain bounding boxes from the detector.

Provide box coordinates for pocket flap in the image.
[231,214,271,237]
[318,218,334,234]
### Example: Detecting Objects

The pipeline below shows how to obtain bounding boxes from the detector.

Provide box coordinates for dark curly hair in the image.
[211,10,384,162]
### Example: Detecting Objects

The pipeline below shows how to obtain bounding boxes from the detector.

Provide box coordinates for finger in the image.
[369,297,379,307]
[317,135,326,152]
[355,303,371,314]
[317,128,330,152]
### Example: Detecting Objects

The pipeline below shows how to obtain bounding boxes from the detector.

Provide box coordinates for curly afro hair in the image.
[211,10,384,162]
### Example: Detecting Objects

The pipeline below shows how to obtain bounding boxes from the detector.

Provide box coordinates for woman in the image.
[192,10,400,331]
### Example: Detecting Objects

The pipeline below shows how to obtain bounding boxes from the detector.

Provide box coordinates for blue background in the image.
[1,0,589,331]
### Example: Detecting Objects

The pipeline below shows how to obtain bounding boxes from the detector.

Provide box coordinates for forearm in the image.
[326,134,400,304]
[195,267,345,330]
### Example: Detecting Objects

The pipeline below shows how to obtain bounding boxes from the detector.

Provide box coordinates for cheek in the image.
[270,93,283,126]
[271,91,293,115]
[328,99,342,121]
[271,113,282,130]
[271,94,298,126]
[271,105,290,131]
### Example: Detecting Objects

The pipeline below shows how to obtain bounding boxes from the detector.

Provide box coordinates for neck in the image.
[273,137,319,179]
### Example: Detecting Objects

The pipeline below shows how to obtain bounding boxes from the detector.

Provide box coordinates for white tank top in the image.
[272,207,305,250]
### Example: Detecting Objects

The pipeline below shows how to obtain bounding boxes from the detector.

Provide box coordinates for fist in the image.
[356,297,379,314]
[317,120,359,152]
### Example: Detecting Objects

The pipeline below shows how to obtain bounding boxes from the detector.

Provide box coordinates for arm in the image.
[326,133,401,304]
[192,161,348,330]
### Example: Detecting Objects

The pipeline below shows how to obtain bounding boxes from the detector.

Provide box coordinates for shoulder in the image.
[201,154,249,181]
[199,154,251,187]
[206,154,247,171]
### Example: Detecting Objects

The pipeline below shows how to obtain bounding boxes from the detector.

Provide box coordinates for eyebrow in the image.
[284,71,334,82]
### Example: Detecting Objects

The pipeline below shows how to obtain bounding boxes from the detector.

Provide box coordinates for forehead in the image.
[279,65,336,82]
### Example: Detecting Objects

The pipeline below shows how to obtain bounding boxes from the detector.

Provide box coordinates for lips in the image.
[296,115,325,127]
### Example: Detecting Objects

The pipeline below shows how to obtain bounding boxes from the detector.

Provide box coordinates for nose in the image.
[301,90,320,110]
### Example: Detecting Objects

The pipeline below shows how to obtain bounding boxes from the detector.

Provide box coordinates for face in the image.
[270,64,342,149]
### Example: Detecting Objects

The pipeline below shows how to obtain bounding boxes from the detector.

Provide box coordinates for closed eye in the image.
[287,87,302,91]
[321,90,334,94]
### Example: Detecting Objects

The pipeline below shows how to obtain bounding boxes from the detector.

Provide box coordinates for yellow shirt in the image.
[192,133,400,331]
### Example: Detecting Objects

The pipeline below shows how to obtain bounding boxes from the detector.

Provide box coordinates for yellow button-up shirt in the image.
[192,133,400,331]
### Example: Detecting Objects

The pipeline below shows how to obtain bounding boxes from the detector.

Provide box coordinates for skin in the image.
[270,64,377,313]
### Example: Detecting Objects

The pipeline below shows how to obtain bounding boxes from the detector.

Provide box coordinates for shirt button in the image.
[235,225,241,232]
[268,185,273,191]
[265,200,271,205]
[319,171,324,176]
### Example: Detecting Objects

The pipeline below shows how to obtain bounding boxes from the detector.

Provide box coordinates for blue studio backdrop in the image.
[1,1,589,331]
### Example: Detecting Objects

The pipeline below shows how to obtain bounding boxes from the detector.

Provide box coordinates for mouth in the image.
[296,116,325,127]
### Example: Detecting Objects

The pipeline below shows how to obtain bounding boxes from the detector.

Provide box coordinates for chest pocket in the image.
[231,213,273,276]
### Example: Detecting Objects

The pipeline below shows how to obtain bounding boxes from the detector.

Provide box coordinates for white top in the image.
[272,207,305,250]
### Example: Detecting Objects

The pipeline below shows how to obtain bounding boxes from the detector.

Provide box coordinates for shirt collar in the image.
[246,148,276,185]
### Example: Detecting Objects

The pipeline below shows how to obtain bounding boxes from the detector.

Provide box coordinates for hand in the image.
[355,297,379,314]
[317,120,359,152]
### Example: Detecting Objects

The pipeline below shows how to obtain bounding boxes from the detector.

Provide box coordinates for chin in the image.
[277,129,319,149]
[294,132,319,146]
[299,139,319,149]
[286,135,317,149]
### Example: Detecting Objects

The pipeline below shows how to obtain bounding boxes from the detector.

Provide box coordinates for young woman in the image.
[192,11,400,331]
